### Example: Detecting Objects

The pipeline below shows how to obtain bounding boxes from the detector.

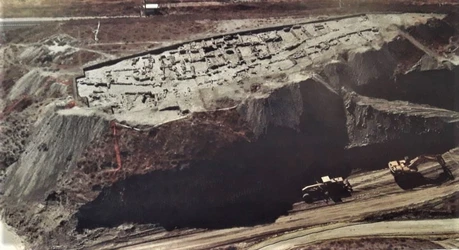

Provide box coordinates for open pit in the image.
[71,13,458,229]
[1,12,459,249]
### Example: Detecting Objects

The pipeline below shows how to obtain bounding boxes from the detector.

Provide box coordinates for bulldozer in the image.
[301,176,353,204]
[388,154,454,190]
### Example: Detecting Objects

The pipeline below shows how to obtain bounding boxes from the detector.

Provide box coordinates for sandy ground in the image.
[78,148,459,249]
[435,237,459,249]
[0,221,24,250]
[2,7,459,250]
[252,219,459,249]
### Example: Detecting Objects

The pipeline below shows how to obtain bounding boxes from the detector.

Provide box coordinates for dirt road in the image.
[252,219,459,249]
[84,148,459,250]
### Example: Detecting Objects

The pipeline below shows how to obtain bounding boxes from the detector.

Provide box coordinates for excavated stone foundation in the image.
[2,13,459,248]
[75,81,351,230]
[74,78,458,231]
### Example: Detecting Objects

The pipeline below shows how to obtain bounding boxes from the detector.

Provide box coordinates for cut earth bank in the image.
[2,12,459,249]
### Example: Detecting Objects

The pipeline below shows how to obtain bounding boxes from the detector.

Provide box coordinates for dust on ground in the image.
[293,237,443,250]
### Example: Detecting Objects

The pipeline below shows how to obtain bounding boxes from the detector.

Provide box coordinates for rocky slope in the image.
[1,13,459,249]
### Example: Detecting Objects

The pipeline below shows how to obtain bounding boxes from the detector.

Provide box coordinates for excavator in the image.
[388,154,454,190]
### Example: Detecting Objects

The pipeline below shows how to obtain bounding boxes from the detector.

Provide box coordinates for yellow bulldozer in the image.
[388,154,454,189]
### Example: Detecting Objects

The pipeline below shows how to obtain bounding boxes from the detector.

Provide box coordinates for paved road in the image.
[85,148,459,250]
[252,219,459,249]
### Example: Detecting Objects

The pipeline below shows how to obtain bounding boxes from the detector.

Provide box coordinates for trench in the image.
[354,68,459,112]
[76,69,458,231]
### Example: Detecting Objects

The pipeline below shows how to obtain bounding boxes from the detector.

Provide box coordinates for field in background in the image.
[1,0,458,18]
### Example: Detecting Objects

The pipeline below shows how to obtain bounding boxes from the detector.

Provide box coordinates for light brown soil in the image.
[294,237,443,250]
[363,191,459,222]
[1,4,459,249]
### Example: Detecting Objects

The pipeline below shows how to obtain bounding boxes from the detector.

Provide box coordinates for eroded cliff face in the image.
[3,110,108,202]
[1,109,108,246]
[2,13,459,248]
[75,80,350,231]
[343,91,459,148]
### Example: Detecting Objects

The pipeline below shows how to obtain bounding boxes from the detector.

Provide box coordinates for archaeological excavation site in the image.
[1,1,459,249]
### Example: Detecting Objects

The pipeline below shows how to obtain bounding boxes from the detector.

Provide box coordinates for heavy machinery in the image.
[388,154,454,190]
[301,176,353,204]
